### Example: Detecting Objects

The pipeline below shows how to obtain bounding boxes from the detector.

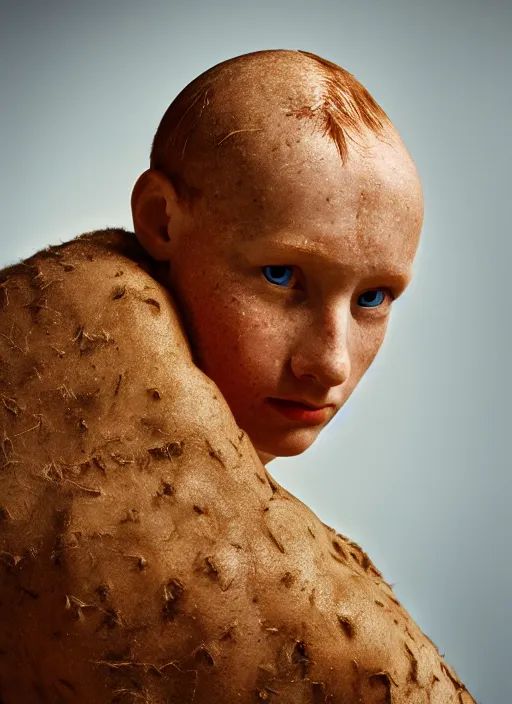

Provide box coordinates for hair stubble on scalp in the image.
[149,49,392,210]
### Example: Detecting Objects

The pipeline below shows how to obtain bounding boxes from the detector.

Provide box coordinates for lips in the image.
[269,398,331,410]
[266,398,331,426]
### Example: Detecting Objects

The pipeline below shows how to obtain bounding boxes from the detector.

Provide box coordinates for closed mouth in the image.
[268,398,328,411]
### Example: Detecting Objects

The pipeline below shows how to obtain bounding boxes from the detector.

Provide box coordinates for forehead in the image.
[197,127,423,275]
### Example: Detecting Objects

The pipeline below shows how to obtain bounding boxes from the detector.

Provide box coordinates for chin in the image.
[253,427,320,459]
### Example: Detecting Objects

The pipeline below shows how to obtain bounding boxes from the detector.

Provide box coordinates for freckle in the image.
[326,196,330,202]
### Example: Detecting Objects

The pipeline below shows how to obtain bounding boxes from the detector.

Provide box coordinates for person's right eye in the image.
[261,265,297,288]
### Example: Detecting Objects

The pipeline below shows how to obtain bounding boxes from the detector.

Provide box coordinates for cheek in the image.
[353,320,389,377]
[187,293,284,395]
[347,320,387,393]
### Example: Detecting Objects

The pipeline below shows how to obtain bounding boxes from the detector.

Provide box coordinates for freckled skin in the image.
[0,51,476,704]
[133,120,423,465]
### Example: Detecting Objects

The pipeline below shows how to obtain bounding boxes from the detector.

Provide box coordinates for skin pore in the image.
[132,51,424,466]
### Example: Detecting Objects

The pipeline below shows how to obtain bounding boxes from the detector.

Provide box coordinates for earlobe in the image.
[131,170,182,261]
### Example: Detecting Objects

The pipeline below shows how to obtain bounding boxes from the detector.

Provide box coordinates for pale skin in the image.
[132,72,424,468]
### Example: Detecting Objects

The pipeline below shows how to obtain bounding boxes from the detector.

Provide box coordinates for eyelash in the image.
[260,265,395,309]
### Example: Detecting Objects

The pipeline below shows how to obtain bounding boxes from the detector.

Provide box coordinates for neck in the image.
[257,450,276,466]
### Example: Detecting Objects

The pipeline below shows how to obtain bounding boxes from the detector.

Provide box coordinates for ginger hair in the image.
[149,49,391,209]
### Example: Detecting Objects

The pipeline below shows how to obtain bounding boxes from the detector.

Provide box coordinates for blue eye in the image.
[262,265,294,287]
[358,290,386,308]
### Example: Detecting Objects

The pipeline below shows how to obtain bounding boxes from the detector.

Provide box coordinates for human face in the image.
[165,129,423,464]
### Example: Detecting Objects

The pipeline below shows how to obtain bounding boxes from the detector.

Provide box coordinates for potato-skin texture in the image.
[0,229,475,703]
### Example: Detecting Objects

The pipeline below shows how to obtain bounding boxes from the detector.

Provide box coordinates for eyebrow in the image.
[240,239,412,286]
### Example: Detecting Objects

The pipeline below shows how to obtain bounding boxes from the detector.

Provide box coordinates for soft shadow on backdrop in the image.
[1,1,510,702]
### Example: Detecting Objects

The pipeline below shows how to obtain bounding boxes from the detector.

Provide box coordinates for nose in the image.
[290,303,352,389]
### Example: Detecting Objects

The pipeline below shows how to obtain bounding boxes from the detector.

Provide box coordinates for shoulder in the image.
[1,227,169,295]
[0,225,229,551]
[0,227,193,363]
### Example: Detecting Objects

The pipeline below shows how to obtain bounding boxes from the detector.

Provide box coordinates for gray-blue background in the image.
[1,1,510,701]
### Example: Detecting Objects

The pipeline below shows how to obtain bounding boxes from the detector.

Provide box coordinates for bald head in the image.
[149,50,396,211]
[131,51,423,464]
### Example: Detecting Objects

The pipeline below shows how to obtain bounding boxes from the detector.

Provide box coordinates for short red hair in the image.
[150,50,391,208]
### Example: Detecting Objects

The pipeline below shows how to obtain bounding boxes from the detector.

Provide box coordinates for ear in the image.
[131,170,189,261]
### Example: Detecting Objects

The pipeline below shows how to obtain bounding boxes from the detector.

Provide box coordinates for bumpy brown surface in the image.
[0,229,475,703]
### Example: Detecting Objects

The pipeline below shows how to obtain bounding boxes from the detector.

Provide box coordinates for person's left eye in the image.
[357,289,389,308]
